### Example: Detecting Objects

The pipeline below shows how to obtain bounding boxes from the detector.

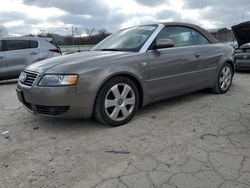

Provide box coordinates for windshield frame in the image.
[92,24,163,53]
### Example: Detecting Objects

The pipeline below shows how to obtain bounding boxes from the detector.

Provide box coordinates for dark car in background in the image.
[0,37,61,80]
[232,21,250,70]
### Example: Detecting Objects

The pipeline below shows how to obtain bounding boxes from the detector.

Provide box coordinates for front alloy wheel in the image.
[105,83,136,122]
[94,76,139,126]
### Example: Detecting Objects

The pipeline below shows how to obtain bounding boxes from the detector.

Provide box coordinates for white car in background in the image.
[0,37,61,80]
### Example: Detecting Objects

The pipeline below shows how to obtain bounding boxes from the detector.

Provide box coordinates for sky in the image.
[0,0,249,36]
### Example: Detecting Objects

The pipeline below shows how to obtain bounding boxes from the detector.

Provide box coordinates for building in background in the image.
[208,28,234,43]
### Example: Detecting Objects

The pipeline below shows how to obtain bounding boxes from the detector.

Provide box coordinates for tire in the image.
[94,76,139,126]
[212,63,233,94]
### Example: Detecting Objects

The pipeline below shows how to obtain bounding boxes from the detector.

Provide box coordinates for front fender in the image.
[76,64,146,93]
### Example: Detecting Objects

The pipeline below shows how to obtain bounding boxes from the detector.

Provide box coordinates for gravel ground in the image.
[0,73,250,188]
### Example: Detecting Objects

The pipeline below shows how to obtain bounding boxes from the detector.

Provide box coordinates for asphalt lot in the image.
[0,73,250,188]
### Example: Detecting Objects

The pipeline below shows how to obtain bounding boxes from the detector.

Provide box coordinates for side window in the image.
[155,26,209,47]
[6,40,30,51]
[0,41,2,52]
[191,30,209,45]
[5,40,38,51]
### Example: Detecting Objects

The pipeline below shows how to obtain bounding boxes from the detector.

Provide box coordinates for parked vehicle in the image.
[232,21,250,70]
[16,22,235,126]
[0,37,61,80]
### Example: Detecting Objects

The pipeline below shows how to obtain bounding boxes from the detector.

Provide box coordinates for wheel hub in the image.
[118,98,123,106]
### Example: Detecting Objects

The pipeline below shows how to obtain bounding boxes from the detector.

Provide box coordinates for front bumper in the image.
[16,82,96,119]
[235,59,250,70]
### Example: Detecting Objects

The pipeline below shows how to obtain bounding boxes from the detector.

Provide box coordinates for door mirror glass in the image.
[155,39,175,49]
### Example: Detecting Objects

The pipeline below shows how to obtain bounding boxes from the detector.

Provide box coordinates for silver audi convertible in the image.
[16,22,235,126]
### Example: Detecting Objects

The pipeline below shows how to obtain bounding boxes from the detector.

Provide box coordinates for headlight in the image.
[39,74,78,86]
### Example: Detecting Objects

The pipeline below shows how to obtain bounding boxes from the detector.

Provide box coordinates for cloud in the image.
[156,10,182,21]
[21,0,121,32]
[184,0,250,9]
[0,11,42,26]
[22,0,110,16]
[183,1,250,28]
[50,13,126,32]
[1,0,250,36]
[135,0,168,7]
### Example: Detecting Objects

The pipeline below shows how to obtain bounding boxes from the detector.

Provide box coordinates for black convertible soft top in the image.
[162,22,219,44]
[232,21,250,47]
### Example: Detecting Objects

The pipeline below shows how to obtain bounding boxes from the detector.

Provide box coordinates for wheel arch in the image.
[218,54,235,76]
[94,72,145,109]
[225,60,235,75]
[219,46,235,75]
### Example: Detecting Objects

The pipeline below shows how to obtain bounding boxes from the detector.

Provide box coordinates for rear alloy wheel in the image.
[94,76,139,126]
[212,63,233,94]
[220,66,232,91]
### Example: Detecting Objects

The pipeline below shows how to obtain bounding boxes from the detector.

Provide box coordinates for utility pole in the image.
[66,25,77,45]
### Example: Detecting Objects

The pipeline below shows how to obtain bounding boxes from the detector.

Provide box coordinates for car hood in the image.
[232,21,250,47]
[26,51,134,74]
[240,43,250,49]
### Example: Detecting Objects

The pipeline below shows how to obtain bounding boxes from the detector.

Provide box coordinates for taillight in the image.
[49,48,61,54]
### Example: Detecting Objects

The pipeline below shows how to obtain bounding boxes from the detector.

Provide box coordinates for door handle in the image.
[195,53,201,58]
[30,52,38,55]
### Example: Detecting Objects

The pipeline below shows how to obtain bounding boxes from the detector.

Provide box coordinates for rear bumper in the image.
[16,82,96,119]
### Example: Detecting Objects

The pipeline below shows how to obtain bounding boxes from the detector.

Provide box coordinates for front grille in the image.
[36,105,69,115]
[235,54,250,60]
[21,71,38,86]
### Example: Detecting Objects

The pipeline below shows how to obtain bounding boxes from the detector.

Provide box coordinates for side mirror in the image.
[155,39,175,49]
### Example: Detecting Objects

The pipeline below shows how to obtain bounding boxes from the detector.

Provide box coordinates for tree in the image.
[37,30,48,37]
[97,29,108,36]
[0,27,7,37]
[85,28,96,38]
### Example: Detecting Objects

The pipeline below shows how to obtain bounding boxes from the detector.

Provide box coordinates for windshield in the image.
[92,25,157,52]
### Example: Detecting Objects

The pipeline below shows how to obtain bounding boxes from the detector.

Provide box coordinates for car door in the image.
[0,40,9,80]
[147,26,211,98]
[5,39,39,78]
[188,29,219,85]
